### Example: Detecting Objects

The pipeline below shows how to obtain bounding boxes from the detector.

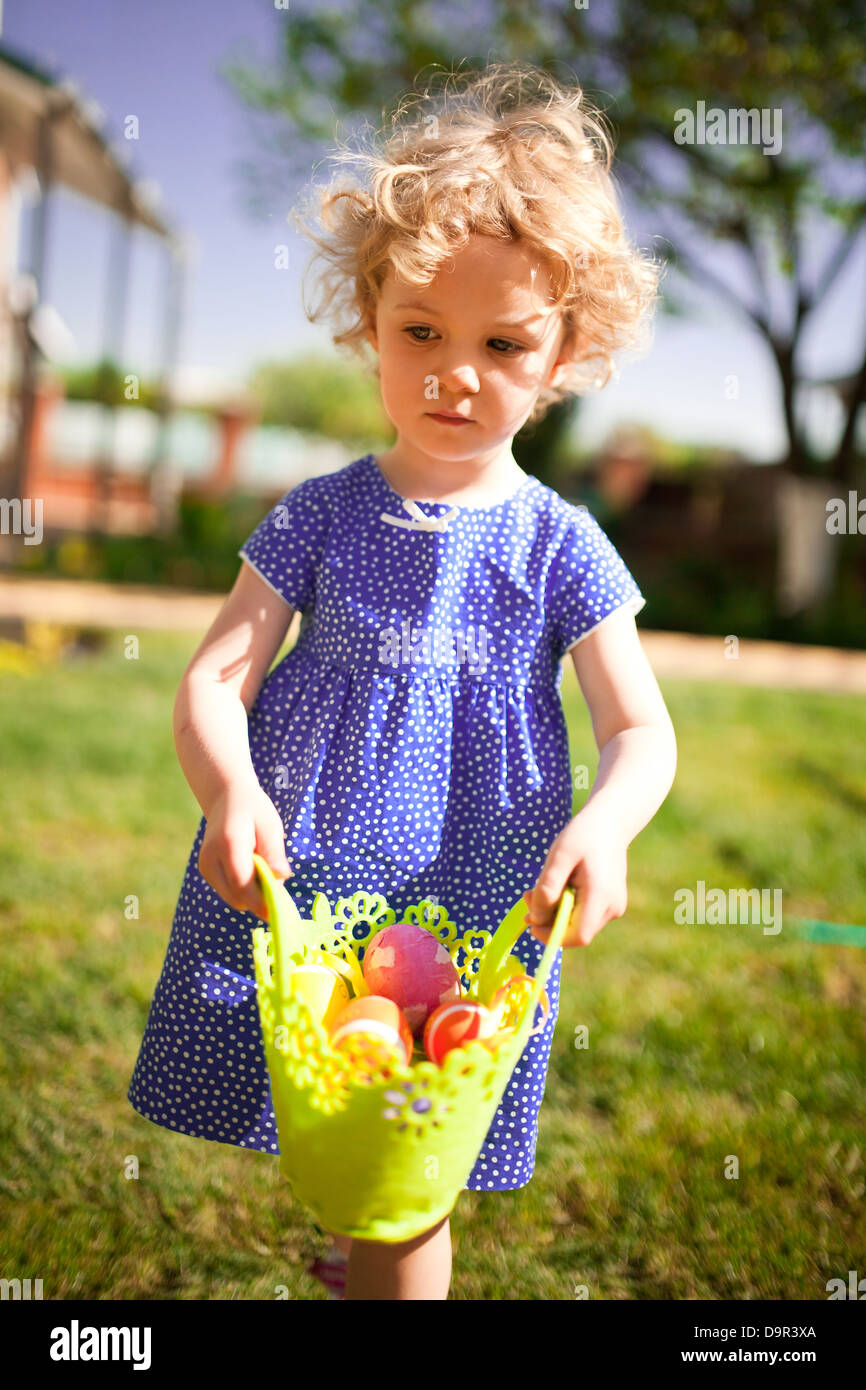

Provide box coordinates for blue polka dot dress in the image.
[127,453,645,1192]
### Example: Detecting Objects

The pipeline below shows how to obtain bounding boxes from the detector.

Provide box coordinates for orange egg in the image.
[328,994,414,1071]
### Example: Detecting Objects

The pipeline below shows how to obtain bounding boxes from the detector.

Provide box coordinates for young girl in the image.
[128,61,677,1301]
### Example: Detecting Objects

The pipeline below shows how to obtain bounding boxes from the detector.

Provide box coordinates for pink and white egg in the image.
[361,922,461,1036]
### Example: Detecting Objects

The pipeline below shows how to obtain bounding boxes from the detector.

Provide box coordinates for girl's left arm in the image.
[525,606,677,946]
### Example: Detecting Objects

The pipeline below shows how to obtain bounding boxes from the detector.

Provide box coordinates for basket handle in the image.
[475,893,528,1003]
[485,887,576,1063]
[253,854,307,997]
[520,886,576,1019]
[476,885,576,1004]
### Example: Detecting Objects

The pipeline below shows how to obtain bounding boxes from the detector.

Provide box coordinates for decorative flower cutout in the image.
[451,930,492,994]
[382,1079,438,1135]
[400,898,459,946]
[332,890,396,952]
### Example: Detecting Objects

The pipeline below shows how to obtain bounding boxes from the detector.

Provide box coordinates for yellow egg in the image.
[309,949,368,999]
[289,963,351,1031]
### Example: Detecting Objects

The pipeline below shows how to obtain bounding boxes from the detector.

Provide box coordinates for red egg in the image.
[362,922,461,1036]
[423,1000,500,1065]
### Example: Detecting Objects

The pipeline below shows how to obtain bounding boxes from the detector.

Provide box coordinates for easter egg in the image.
[308,948,368,999]
[490,974,551,1037]
[362,922,461,1035]
[289,962,351,1032]
[422,1000,500,1065]
[328,994,414,1070]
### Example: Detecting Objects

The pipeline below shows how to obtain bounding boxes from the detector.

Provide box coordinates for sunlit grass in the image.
[0,633,863,1299]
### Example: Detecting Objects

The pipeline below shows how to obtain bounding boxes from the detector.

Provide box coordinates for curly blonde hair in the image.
[291,61,662,422]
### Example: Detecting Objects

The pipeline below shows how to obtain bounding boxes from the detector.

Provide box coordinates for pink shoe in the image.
[309,1249,347,1300]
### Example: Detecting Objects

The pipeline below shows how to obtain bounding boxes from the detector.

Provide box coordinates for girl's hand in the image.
[523,812,629,948]
[198,781,292,920]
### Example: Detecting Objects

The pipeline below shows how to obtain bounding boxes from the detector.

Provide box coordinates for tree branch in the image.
[622,164,774,338]
[834,334,866,485]
[809,206,866,309]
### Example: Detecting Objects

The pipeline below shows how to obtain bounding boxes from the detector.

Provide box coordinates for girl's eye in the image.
[403,326,525,355]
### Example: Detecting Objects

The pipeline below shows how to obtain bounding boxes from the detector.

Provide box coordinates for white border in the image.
[238,550,298,610]
[562,594,647,655]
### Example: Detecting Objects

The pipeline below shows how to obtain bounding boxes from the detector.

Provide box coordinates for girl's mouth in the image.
[427,413,474,425]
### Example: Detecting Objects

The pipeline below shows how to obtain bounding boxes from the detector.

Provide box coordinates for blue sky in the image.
[3,0,864,462]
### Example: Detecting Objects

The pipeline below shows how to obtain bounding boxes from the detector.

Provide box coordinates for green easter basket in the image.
[250,855,575,1243]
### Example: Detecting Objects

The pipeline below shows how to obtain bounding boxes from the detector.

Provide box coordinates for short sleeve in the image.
[547,505,646,660]
[238,477,332,613]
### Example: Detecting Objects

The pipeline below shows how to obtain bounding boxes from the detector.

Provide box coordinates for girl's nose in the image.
[437,363,480,395]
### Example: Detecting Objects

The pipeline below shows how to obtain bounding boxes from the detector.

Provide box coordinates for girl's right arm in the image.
[173,560,296,920]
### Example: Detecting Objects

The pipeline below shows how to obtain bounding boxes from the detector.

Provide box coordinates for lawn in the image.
[0,628,864,1300]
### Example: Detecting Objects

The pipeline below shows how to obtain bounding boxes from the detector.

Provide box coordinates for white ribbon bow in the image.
[380,498,459,532]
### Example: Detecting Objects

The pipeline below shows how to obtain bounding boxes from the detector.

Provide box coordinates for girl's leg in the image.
[344,1215,451,1300]
[310,1230,351,1298]
[326,1230,352,1257]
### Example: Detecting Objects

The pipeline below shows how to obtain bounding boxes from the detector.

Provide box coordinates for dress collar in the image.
[380,496,460,532]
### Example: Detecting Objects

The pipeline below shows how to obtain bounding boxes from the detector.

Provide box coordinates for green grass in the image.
[0,632,864,1300]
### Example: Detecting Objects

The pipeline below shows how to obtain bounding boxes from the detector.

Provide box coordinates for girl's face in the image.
[365,234,574,471]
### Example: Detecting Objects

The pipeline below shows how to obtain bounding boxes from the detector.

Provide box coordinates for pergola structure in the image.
[0,40,185,535]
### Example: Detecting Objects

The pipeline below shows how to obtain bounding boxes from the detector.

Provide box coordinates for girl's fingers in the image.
[558,884,615,946]
[237,869,269,920]
[524,880,570,932]
[222,831,255,896]
[525,862,585,932]
[256,810,292,880]
[569,888,610,945]
[221,833,275,918]
[203,858,239,911]
[526,877,613,947]
[209,855,268,920]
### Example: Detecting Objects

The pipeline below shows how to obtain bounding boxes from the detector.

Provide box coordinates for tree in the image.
[590,0,866,487]
[223,0,866,485]
[247,355,390,443]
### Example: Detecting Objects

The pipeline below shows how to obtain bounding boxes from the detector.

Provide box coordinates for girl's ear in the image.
[548,358,570,388]
[363,300,379,352]
[548,325,592,386]
[547,328,577,388]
